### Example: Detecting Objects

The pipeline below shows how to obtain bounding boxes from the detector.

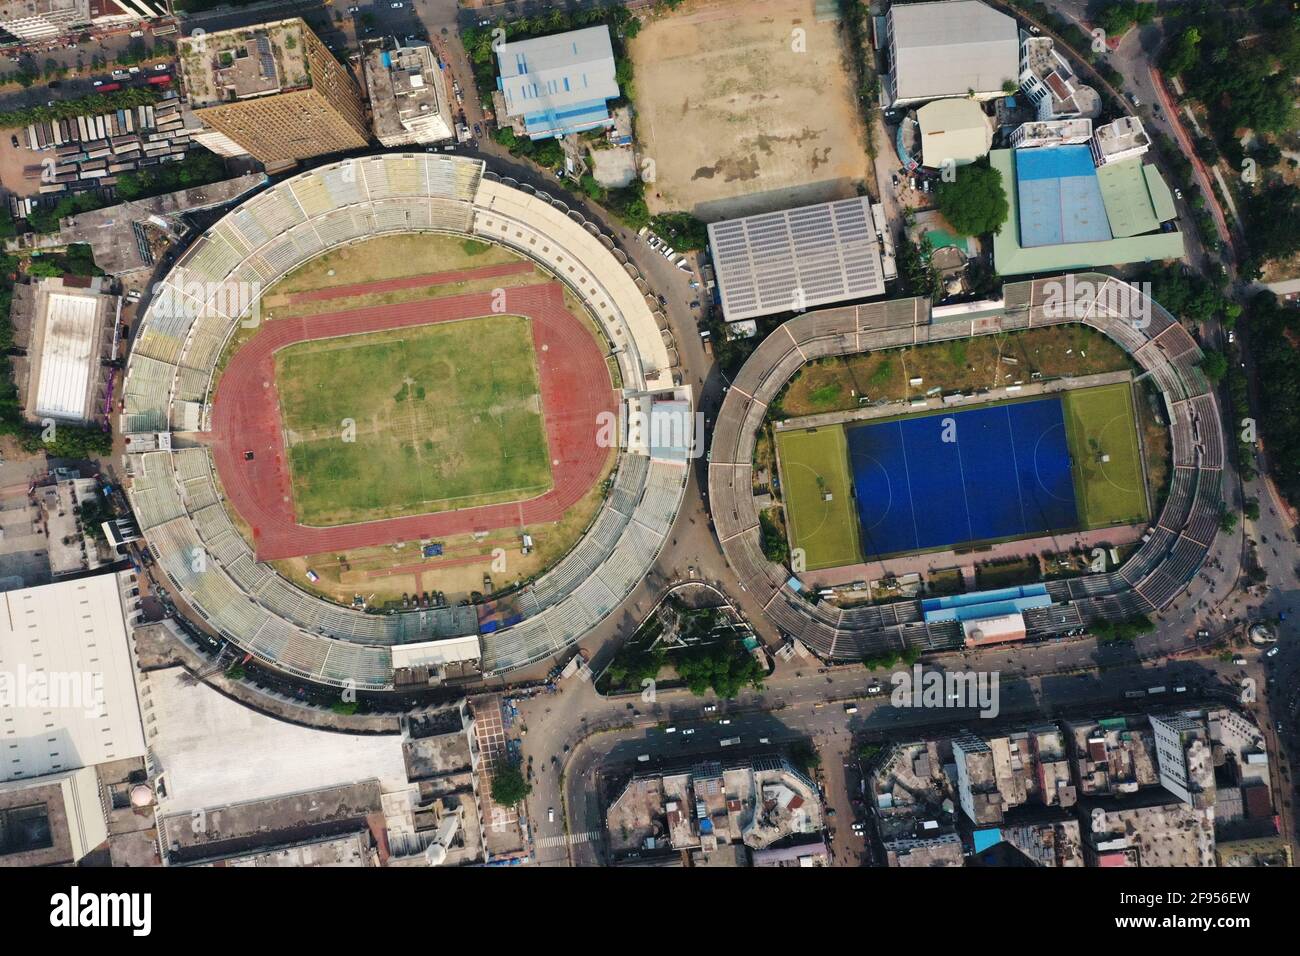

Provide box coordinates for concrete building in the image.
[915,97,993,169]
[8,275,118,426]
[0,571,146,785]
[1065,716,1161,797]
[1087,801,1216,867]
[707,197,885,323]
[178,18,370,167]
[1091,115,1151,167]
[0,0,86,41]
[884,0,1019,108]
[364,43,455,147]
[1019,34,1101,121]
[952,733,1003,824]
[494,26,619,140]
[1009,118,1093,150]
[885,831,964,867]
[0,767,108,865]
[1150,713,1216,810]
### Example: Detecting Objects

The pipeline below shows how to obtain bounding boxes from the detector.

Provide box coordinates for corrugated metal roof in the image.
[707,197,885,322]
[889,0,1019,102]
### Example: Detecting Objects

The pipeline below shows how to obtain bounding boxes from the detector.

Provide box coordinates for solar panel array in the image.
[708,197,885,323]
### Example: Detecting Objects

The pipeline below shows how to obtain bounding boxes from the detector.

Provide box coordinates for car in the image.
[719,718,731,725]
[348,5,358,10]
[703,704,717,712]
[1128,93,1141,107]
[127,66,140,74]
[547,807,554,822]
[390,2,403,7]
[866,684,883,695]
[891,174,898,188]
[1233,656,1248,665]
[1227,330,1235,344]
[681,728,695,735]
[1174,188,1183,200]
[129,29,144,38]
[758,737,770,744]
[92,79,103,86]
[1267,646,1280,658]
[665,726,677,733]
[1196,628,1210,640]
[851,822,865,831]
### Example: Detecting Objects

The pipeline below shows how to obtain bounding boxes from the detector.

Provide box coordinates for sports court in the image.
[846,397,1078,558]
[774,425,861,571]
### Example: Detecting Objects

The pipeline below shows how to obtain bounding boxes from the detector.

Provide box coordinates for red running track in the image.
[209,281,617,561]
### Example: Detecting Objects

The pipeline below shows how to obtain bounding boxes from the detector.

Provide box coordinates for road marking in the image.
[536,829,602,849]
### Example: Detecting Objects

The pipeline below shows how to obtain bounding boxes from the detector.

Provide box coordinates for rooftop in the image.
[179,19,311,109]
[0,571,145,784]
[708,197,885,322]
[916,97,993,168]
[495,26,619,139]
[365,44,454,147]
[991,149,1184,275]
[888,0,1019,103]
[1093,115,1150,159]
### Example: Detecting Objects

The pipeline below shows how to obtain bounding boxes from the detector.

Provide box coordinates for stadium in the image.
[121,154,690,691]
[709,274,1224,658]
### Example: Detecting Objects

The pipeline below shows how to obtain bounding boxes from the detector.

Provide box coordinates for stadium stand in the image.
[123,154,686,689]
[709,273,1224,660]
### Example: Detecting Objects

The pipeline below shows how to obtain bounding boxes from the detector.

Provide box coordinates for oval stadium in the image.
[709,273,1224,658]
[121,154,690,691]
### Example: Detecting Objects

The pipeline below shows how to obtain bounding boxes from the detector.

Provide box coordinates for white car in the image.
[1267,646,1280,658]
[390,2,403,7]
[719,718,731,725]
[1174,188,1183,200]
[681,728,695,735]
[547,807,554,822]
[92,80,103,86]
[703,704,717,713]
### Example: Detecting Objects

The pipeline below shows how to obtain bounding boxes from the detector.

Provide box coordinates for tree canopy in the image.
[934,160,1009,237]
[490,763,531,806]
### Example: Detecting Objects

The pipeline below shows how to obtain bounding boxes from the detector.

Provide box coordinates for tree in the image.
[1244,497,1261,522]
[789,741,821,774]
[1163,27,1201,77]
[1219,508,1238,534]
[1200,349,1228,383]
[933,159,1008,237]
[490,763,531,806]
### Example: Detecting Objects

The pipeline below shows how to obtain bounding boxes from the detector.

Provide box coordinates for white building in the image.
[1091,115,1151,167]
[1009,118,1093,150]
[884,0,1019,108]
[1150,713,1216,810]
[365,43,455,147]
[1019,34,1101,121]
[0,571,146,785]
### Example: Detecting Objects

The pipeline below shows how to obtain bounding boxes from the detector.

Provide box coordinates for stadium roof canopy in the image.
[0,572,145,784]
[707,197,885,323]
[495,26,619,139]
[990,149,1185,275]
[917,98,993,168]
[887,0,1020,104]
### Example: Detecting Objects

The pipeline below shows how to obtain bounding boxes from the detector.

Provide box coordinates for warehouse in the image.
[707,197,886,323]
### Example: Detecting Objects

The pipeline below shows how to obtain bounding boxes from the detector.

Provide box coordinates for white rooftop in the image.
[0,571,145,784]
[889,0,1019,103]
[142,665,410,815]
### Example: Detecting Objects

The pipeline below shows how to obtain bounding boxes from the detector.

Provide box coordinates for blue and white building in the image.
[495,26,620,140]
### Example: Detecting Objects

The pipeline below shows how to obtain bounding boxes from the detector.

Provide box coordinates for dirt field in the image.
[630,0,869,221]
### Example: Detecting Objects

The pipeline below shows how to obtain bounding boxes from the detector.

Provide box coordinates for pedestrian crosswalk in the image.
[536,829,602,849]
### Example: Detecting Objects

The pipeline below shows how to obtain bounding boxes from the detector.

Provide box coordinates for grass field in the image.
[1062,382,1149,530]
[774,425,861,571]
[275,315,552,527]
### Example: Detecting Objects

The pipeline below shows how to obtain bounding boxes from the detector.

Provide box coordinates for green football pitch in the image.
[774,425,862,571]
[1061,382,1149,530]
[274,315,552,527]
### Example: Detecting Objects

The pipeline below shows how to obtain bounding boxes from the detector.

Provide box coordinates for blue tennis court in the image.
[846,397,1079,558]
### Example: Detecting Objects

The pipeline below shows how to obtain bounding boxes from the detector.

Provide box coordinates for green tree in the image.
[934,160,1008,237]
[490,763,531,806]
[1219,508,1238,534]
[1200,349,1228,383]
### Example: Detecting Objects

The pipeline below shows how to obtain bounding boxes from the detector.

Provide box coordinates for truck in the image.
[1148,686,1167,695]
[146,74,172,86]
[699,329,713,356]
[720,737,741,747]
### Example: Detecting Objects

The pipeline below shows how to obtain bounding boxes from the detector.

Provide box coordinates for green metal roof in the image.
[991,149,1186,276]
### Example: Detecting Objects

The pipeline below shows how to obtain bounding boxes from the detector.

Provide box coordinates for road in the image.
[519,648,1272,866]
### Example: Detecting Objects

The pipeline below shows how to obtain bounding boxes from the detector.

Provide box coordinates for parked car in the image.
[1267,646,1280,658]
[1174,188,1183,200]
[547,807,555,822]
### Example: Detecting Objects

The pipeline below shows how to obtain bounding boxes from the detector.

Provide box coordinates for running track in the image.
[209,281,617,561]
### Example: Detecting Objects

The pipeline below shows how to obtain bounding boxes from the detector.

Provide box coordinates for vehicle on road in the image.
[1233,656,1248,665]
[547,807,555,822]
[637,754,650,762]
[844,703,859,714]
[681,728,695,735]
[1267,646,1280,658]
[718,718,731,725]
[866,684,883,695]
[1174,188,1183,200]
[665,726,676,733]
[703,704,717,712]
[720,737,740,747]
